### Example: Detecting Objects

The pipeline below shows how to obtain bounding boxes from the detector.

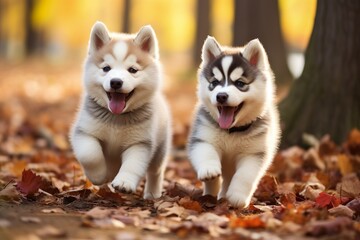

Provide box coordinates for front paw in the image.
[197,167,221,181]
[226,191,251,209]
[111,177,137,194]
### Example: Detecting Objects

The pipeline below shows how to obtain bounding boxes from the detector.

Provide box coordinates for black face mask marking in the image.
[202,53,259,92]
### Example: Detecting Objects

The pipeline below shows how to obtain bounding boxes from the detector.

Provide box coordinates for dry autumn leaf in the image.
[315,192,341,208]
[16,169,44,196]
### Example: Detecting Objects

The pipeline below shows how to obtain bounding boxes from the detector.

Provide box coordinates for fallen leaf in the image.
[166,182,202,199]
[41,208,66,214]
[328,205,354,218]
[83,218,125,229]
[300,174,326,200]
[0,182,21,202]
[229,215,266,229]
[0,219,11,227]
[315,192,341,208]
[318,135,338,157]
[179,196,202,212]
[84,207,113,219]
[254,175,279,203]
[346,198,360,215]
[20,216,41,223]
[305,217,353,237]
[35,225,66,238]
[160,204,187,218]
[337,154,354,175]
[337,173,360,198]
[346,128,360,155]
[16,169,43,196]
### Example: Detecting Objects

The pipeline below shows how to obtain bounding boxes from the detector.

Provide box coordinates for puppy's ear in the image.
[89,21,111,54]
[242,39,269,70]
[201,36,222,66]
[134,25,159,59]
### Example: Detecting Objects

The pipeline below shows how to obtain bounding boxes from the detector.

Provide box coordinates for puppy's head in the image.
[83,21,161,114]
[198,36,274,129]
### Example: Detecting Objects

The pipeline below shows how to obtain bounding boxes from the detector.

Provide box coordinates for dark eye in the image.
[128,67,138,74]
[235,80,248,91]
[103,66,111,72]
[210,80,220,89]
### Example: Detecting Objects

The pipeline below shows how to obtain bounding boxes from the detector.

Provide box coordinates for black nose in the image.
[110,78,123,90]
[216,92,228,104]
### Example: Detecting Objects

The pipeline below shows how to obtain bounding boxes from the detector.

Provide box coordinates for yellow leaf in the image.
[337,154,353,175]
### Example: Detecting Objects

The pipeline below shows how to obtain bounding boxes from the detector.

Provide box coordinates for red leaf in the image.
[315,192,341,208]
[16,169,43,196]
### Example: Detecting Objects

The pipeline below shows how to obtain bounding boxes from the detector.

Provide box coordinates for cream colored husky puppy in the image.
[70,22,171,199]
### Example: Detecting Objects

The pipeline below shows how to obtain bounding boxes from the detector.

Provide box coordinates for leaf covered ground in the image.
[0,61,360,240]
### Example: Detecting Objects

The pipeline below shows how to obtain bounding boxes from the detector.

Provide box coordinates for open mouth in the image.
[106,90,134,114]
[217,102,244,129]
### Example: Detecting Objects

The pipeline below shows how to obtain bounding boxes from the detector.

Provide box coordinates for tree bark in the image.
[122,0,131,33]
[279,0,360,147]
[24,0,36,55]
[193,0,210,64]
[233,0,292,86]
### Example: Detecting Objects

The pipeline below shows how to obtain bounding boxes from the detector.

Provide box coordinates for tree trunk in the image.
[279,0,360,147]
[24,0,36,55]
[122,0,131,33]
[233,0,292,86]
[193,0,210,64]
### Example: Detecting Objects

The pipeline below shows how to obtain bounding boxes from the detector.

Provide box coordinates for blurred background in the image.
[0,0,317,154]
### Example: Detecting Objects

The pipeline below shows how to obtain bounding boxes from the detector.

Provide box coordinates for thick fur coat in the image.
[70,22,171,199]
[188,37,280,208]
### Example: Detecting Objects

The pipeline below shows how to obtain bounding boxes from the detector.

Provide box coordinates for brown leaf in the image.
[345,128,360,155]
[0,182,21,202]
[41,208,66,214]
[82,218,125,229]
[328,205,354,218]
[35,225,66,238]
[0,219,11,228]
[305,217,353,237]
[337,173,360,198]
[16,169,44,196]
[96,186,124,203]
[20,216,41,223]
[254,175,279,203]
[166,182,202,199]
[160,204,187,218]
[300,174,325,200]
[84,207,113,219]
[179,196,202,212]
[318,135,338,157]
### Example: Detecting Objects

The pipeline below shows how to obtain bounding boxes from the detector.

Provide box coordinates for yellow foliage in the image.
[279,0,317,50]
[212,0,233,46]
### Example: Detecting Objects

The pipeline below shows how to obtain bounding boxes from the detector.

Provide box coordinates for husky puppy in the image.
[188,37,280,208]
[70,22,171,199]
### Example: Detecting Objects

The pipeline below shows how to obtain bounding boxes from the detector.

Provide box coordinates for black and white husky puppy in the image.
[70,22,171,199]
[188,37,280,208]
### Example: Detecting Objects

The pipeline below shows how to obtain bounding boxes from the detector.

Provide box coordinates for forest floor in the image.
[0,60,359,240]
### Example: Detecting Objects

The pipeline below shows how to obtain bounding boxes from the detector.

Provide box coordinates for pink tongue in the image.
[218,106,236,129]
[109,93,126,114]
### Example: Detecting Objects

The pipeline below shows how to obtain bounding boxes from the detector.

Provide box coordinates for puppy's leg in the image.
[204,177,221,196]
[72,133,107,185]
[111,143,151,193]
[226,154,266,208]
[189,142,221,196]
[218,164,234,199]
[144,142,168,199]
